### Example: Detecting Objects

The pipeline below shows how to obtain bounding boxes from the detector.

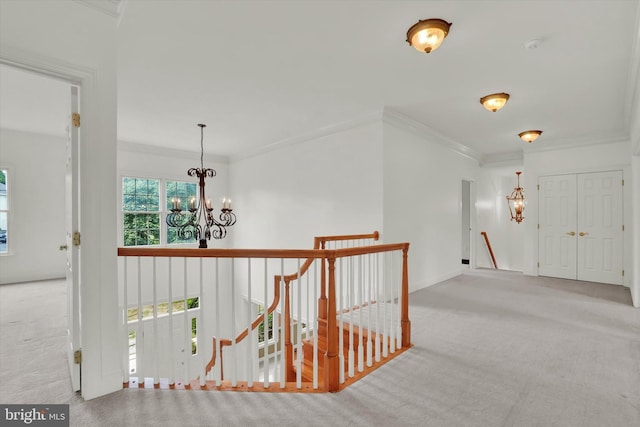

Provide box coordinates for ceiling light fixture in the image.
[166,124,237,248]
[406,19,452,54]
[480,93,510,112]
[506,171,525,224]
[518,130,543,143]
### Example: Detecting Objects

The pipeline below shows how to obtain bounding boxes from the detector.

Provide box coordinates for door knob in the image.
[59,244,68,251]
[579,232,588,237]
[565,231,575,236]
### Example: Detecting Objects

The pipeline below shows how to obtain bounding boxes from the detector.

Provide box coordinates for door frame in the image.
[0,51,89,394]
[538,170,624,285]
[461,179,476,269]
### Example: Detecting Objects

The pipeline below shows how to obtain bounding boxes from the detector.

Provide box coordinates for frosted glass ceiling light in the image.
[406,19,452,54]
[518,130,543,143]
[480,93,510,112]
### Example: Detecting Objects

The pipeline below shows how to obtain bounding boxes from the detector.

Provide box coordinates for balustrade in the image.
[117,231,410,392]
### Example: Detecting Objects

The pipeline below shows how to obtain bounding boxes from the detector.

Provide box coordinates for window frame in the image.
[0,166,10,256]
[119,174,200,247]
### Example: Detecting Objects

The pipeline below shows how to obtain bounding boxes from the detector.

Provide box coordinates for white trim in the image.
[118,140,228,164]
[72,0,124,18]
[1,44,121,400]
[381,108,483,163]
[230,110,383,162]
[481,151,524,166]
[523,133,630,154]
[624,3,640,133]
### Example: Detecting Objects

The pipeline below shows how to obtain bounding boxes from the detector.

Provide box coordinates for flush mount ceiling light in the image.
[518,130,543,143]
[406,19,452,54]
[480,93,510,112]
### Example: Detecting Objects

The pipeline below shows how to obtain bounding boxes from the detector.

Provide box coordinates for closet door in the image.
[538,174,577,280]
[576,171,623,285]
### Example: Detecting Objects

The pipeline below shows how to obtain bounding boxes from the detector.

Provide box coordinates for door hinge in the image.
[621,179,624,186]
[537,262,540,267]
[537,184,540,191]
[537,223,540,229]
[72,112,80,128]
[73,231,81,247]
[622,225,624,231]
[622,270,624,277]
[74,349,82,364]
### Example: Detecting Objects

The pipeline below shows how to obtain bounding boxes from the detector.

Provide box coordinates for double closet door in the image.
[538,171,623,285]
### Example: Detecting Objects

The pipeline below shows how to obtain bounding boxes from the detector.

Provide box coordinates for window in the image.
[166,180,197,244]
[121,177,198,246]
[122,177,160,246]
[0,169,7,253]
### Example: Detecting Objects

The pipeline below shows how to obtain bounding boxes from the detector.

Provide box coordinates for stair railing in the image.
[117,231,410,392]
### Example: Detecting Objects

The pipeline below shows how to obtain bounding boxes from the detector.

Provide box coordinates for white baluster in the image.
[296,258,302,388]
[153,257,159,387]
[247,258,253,388]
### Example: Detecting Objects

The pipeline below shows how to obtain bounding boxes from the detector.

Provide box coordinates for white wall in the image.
[382,122,480,292]
[230,120,383,305]
[523,141,633,289]
[0,129,67,284]
[475,164,525,271]
[1,0,119,399]
[230,121,384,251]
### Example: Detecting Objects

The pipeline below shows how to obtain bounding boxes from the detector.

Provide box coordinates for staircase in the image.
[295,311,405,386]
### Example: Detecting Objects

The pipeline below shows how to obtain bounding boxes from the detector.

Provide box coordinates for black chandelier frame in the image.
[166,124,236,248]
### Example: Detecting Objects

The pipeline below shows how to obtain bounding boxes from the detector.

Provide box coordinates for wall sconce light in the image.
[406,19,452,54]
[506,171,525,224]
[480,93,510,112]
[518,130,542,143]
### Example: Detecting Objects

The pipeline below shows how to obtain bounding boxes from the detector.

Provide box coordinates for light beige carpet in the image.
[1,269,638,427]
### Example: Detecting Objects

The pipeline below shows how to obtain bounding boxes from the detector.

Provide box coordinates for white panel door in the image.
[66,86,81,391]
[576,171,623,284]
[538,175,577,280]
[538,171,623,285]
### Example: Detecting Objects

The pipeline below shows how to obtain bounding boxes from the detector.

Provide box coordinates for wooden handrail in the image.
[480,231,498,269]
[189,232,379,379]
[119,230,411,391]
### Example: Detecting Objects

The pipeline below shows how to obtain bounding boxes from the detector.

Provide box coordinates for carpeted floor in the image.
[1,269,638,426]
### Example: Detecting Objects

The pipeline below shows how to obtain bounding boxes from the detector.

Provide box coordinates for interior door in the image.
[576,171,623,284]
[538,174,577,280]
[65,85,81,391]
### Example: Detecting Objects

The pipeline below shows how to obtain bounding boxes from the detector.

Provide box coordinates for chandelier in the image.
[166,124,236,248]
[506,171,525,224]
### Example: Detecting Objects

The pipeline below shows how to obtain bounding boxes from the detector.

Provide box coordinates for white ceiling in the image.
[2,1,639,162]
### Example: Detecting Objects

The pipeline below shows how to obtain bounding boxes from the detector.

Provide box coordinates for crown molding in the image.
[522,132,630,155]
[118,140,228,164]
[230,110,384,162]
[481,150,524,166]
[381,108,483,163]
[73,0,125,18]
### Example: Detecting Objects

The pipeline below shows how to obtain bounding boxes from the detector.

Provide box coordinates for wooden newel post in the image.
[323,254,339,392]
[401,244,411,348]
[318,241,327,320]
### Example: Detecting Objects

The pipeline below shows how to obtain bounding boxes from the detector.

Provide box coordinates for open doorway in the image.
[461,180,472,267]
[0,63,80,391]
